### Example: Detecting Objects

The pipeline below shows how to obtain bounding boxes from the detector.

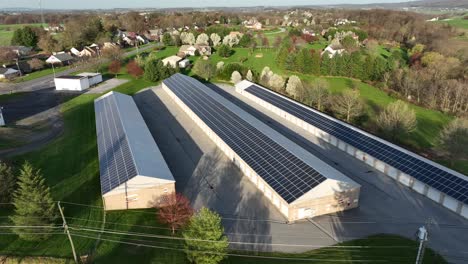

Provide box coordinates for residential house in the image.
[195,45,211,56]
[145,29,162,41]
[9,46,32,57]
[244,18,262,30]
[229,31,244,38]
[70,47,81,56]
[162,55,182,68]
[46,53,74,65]
[179,45,198,56]
[321,45,345,58]
[0,68,20,79]
[80,46,98,57]
[334,18,356,26]
[103,42,119,50]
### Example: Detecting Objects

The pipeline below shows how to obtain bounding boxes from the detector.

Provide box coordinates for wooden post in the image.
[58,201,78,263]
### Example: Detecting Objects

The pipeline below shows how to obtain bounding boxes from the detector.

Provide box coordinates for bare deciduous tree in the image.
[377,100,417,139]
[231,71,242,84]
[308,78,330,111]
[437,118,468,165]
[285,75,303,99]
[331,90,363,123]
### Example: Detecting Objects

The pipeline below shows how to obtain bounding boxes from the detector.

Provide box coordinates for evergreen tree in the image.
[310,51,321,75]
[0,161,16,205]
[183,208,228,264]
[321,55,331,76]
[217,44,232,58]
[276,39,291,69]
[162,33,173,46]
[11,26,38,47]
[144,59,161,82]
[238,34,253,47]
[10,162,56,241]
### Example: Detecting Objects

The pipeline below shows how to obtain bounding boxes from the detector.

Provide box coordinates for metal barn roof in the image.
[236,80,468,204]
[163,74,359,204]
[94,91,175,195]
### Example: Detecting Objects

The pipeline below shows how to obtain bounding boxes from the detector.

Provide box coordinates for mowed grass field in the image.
[0,61,447,263]
[0,23,43,46]
[188,47,457,170]
[438,18,468,29]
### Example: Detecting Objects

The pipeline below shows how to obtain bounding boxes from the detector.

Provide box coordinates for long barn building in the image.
[235,80,468,219]
[95,91,176,210]
[163,74,360,221]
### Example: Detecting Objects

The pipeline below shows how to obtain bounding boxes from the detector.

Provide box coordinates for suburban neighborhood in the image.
[0,0,467,263]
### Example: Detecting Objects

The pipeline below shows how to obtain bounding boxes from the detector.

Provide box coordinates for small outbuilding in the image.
[94,91,176,210]
[162,55,182,68]
[178,58,190,68]
[54,72,102,91]
[0,68,20,79]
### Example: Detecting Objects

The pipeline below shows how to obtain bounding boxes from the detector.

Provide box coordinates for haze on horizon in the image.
[2,0,414,10]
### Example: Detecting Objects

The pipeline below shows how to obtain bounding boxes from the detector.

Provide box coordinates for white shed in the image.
[178,59,190,68]
[54,72,102,91]
[162,55,182,68]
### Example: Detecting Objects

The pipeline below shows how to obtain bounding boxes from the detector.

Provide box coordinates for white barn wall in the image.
[236,85,468,220]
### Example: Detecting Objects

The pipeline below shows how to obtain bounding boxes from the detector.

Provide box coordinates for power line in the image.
[68,233,391,263]
[68,225,418,249]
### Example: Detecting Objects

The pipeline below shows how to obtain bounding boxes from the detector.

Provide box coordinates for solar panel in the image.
[95,93,138,194]
[163,74,327,203]
[243,84,468,203]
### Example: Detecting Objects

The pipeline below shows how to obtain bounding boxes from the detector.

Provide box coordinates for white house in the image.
[0,68,20,79]
[179,45,198,56]
[54,72,102,91]
[162,55,182,68]
[178,58,190,68]
[321,45,345,58]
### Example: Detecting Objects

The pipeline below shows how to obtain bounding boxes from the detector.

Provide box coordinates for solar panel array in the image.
[164,74,327,203]
[244,84,468,203]
[95,94,138,194]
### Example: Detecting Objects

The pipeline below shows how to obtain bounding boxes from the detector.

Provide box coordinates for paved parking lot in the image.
[133,87,337,253]
[85,78,129,94]
[133,84,468,262]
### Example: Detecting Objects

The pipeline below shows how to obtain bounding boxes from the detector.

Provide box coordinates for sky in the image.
[0,0,414,10]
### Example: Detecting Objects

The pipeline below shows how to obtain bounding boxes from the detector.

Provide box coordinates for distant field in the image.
[436,18,468,29]
[0,23,43,46]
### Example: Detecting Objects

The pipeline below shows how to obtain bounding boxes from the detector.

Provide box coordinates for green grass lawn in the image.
[0,23,43,46]
[437,18,468,29]
[210,48,282,74]
[305,40,328,51]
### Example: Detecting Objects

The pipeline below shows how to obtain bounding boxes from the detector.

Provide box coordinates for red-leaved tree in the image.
[158,193,193,235]
[127,60,144,79]
[108,60,121,77]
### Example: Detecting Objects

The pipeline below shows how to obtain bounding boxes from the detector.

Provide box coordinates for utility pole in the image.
[415,225,429,264]
[58,201,78,263]
[0,107,5,127]
[38,0,45,28]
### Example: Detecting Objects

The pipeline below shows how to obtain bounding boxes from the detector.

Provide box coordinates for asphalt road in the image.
[0,43,157,95]
[209,83,468,264]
